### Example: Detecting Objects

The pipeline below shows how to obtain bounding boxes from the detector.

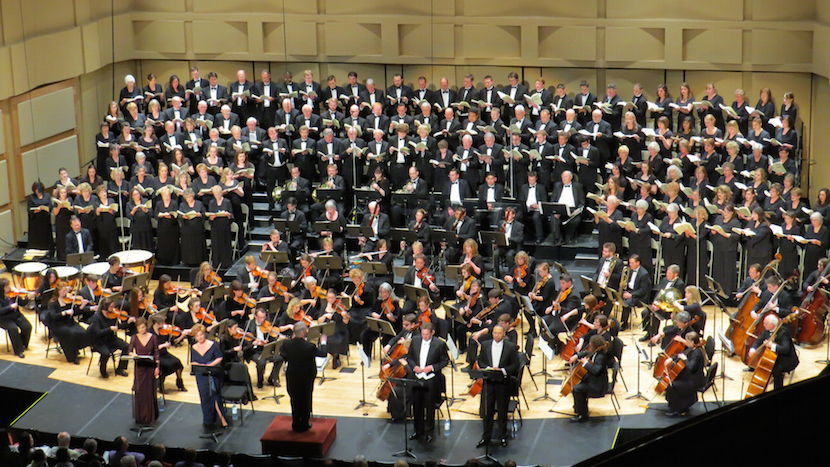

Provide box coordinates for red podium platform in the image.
[260,416,337,458]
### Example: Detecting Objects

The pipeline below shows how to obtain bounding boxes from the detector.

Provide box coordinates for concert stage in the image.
[1,359,692,466]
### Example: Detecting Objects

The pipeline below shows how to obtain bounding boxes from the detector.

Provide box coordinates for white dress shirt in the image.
[526,185,539,210]
[491,339,504,367]
[450,181,462,205]
[558,184,575,208]
[419,338,432,369]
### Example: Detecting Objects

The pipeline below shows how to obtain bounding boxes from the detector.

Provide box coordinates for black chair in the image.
[508,372,523,434]
[588,364,621,420]
[704,335,715,361]
[221,362,256,425]
[523,334,538,390]
[698,361,720,411]
[85,348,121,376]
[609,336,628,391]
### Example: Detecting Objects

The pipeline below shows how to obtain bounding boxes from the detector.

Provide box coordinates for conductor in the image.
[476,325,519,448]
[404,322,448,444]
[280,322,328,432]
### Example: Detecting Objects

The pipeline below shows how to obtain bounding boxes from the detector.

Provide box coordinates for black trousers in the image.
[245,347,284,385]
[0,315,32,355]
[93,337,129,374]
[412,377,441,434]
[286,373,314,431]
[482,380,511,441]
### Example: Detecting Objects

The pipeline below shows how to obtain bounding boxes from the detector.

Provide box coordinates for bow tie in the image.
[442,90,448,94]
[564,184,571,188]
[452,181,458,185]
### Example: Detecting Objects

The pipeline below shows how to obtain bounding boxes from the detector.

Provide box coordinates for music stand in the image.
[534,324,557,403]
[393,265,409,279]
[315,188,343,202]
[391,192,419,209]
[490,276,515,298]
[66,252,94,267]
[541,202,569,218]
[122,272,148,293]
[444,336,465,406]
[355,342,377,412]
[628,339,651,402]
[313,221,339,236]
[480,231,508,272]
[273,218,302,236]
[313,255,342,283]
[431,228,458,247]
[580,275,603,297]
[391,229,418,255]
[346,224,374,239]
[195,365,227,442]
[259,296,285,317]
[260,340,285,404]
[260,251,289,271]
[124,354,157,437]
[366,317,396,361]
[470,368,506,462]
[388,376,424,459]
[445,265,462,284]
[404,284,432,304]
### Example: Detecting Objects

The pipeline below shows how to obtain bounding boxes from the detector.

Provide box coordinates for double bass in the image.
[795,261,830,346]
[560,300,606,361]
[741,273,798,365]
[744,313,799,399]
[652,315,700,379]
[560,341,610,397]
[726,255,781,358]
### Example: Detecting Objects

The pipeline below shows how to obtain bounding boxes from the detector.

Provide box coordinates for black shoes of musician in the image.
[332,356,341,370]
[257,381,264,389]
[177,378,187,392]
[16,352,24,359]
[425,435,434,444]
[269,378,281,387]
[476,438,488,448]
[460,365,472,373]
[619,324,630,332]
[665,411,681,418]
[570,414,588,423]
[639,334,652,342]
[101,371,109,379]
[501,438,509,447]
[409,432,422,441]
[116,369,129,377]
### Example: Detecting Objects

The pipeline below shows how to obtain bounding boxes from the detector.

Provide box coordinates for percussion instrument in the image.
[52,266,81,287]
[13,262,47,291]
[111,249,154,274]
[81,262,110,279]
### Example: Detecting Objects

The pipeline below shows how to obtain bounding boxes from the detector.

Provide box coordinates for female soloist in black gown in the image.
[128,321,160,426]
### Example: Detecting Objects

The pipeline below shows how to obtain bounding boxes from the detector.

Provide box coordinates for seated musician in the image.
[276,298,306,338]
[193,261,220,292]
[316,199,348,255]
[570,334,609,423]
[47,283,88,364]
[261,229,289,271]
[459,238,485,279]
[361,282,402,358]
[504,250,535,296]
[279,196,308,258]
[360,239,394,290]
[298,276,326,320]
[381,313,419,422]
[219,319,244,365]
[344,268,375,345]
[318,289,350,369]
[570,314,613,362]
[403,254,441,315]
[101,257,124,293]
[88,299,134,378]
[291,253,319,292]
[77,275,103,323]
[470,313,520,356]
[242,309,285,388]
[751,276,794,320]
[310,237,341,291]
[621,254,652,331]
[465,290,513,366]
[310,164,346,220]
[492,206,524,277]
[650,310,697,349]
[594,243,622,312]
[454,264,476,303]
[153,274,181,322]
[678,286,706,335]
[403,208,432,256]
[747,314,799,391]
[360,201,390,254]
[391,166,429,228]
[455,279,484,356]
[443,205,477,264]
[641,264,685,341]
[550,170,585,246]
[147,313,187,393]
[172,297,207,336]
[527,262,557,336]
[257,271,294,303]
[475,172,504,229]
[541,273,582,352]
[664,331,707,417]
[219,280,250,326]
[803,258,830,295]
[234,255,265,294]
[736,263,763,302]
[403,240,426,267]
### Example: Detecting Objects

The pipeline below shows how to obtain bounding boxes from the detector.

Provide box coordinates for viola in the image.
[292,309,314,326]
[382,297,396,321]
[158,324,183,337]
[205,271,222,287]
[259,321,282,339]
[269,281,290,297]
[416,268,435,288]
[233,294,257,308]
[560,341,610,396]
[232,328,257,342]
[250,266,267,278]
[332,299,348,318]
[516,263,527,288]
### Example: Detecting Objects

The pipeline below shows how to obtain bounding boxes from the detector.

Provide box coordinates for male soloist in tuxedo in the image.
[476,325,520,449]
[404,323,449,443]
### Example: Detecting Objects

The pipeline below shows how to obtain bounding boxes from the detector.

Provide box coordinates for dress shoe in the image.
[100,371,109,379]
[332,356,341,369]
[386,417,403,424]
[17,352,24,359]
[501,438,508,447]
[425,435,434,444]
[176,377,187,392]
[619,324,630,332]
[639,334,651,342]
[116,369,129,377]
[570,414,587,423]
[665,411,680,418]
[476,438,488,448]
[257,381,264,389]
[408,432,421,441]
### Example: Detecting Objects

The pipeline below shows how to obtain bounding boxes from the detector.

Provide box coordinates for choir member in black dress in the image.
[624,199,655,276]
[127,317,160,426]
[73,183,99,251]
[27,181,54,255]
[192,163,218,200]
[52,187,74,261]
[127,187,154,251]
[664,331,707,416]
[709,206,743,295]
[570,334,609,423]
[776,211,801,279]
[47,283,89,364]
[94,185,118,259]
[190,323,229,428]
[659,204,687,278]
[745,208,774,274]
[803,212,829,280]
[118,74,142,112]
[594,196,624,256]
[684,207,710,287]
[88,299,134,378]
[153,187,180,265]
[179,188,207,266]
[0,279,32,358]
[207,185,235,270]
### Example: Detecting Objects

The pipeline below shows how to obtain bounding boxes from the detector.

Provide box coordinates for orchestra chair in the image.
[434,372,452,423]
[2,328,10,353]
[508,370,524,435]
[85,348,122,376]
[189,267,200,285]
[35,288,55,335]
[230,223,241,259]
[116,217,132,250]
[609,336,628,391]
[315,355,334,385]
[697,362,720,412]
[704,336,715,361]
[221,361,256,425]
[590,364,621,421]
[240,204,251,242]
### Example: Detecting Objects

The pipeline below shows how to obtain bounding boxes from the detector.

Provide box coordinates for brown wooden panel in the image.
[538,26,596,61]
[751,30,813,65]
[262,23,285,55]
[751,0,815,21]
[540,68,600,99]
[463,0,598,18]
[194,0,316,14]
[683,29,743,64]
[325,22,382,57]
[89,0,132,21]
[285,22,318,56]
[20,0,76,38]
[192,21,249,54]
[607,0,743,20]
[133,21,186,53]
[137,60,191,88]
[326,0,437,16]
[322,64,387,88]
[463,25,521,59]
[606,28,665,62]
[0,47,13,101]
[10,29,85,94]
[401,65,457,91]
[132,0,187,13]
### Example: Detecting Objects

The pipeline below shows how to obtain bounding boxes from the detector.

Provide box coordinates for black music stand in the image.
[259,296,285,317]
[315,188,343,202]
[359,262,388,281]
[273,218,303,244]
[122,272,149,293]
[260,251,289,271]
[366,317,396,363]
[195,364,227,442]
[308,322,337,384]
[490,276,515,298]
[541,202,569,218]
[391,228,418,255]
[388,376,424,459]
[355,342,377,412]
[404,284,432,304]
[580,275,603,297]
[125,354,158,437]
[313,255,342,284]
[480,231,508,272]
[534,319,557,403]
[391,192,419,209]
[346,225,374,240]
[312,221,339,237]
[260,340,285,404]
[445,265,462,284]
[470,368,506,462]
[66,252,94,267]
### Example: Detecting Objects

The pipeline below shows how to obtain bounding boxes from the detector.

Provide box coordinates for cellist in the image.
[381,314,419,422]
[570,334,609,423]
[803,258,829,295]
[748,314,798,391]
[650,310,696,349]
[663,331,706,417]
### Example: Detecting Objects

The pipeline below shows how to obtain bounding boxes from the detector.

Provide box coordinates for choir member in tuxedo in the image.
[227,70,255,122]
[509,105,533,146]
[280,321,327,432]
[599,84,623,131]
[159,121,185,164]
[412,76,435,109]
[640,264,686,340]
[338,125,366,189]
[493,207,524,277]
[365,129,389,184]
[570,81,597,128]
[290,125,317,183]
[628,83,649,127]
[65,216,93,256]
[163,96,190,136]
[403,322,449,443]
[386,73,413,114]
[434,107,461,150]
[262,127,290,209]
[549,83,573,124]
[432,77,457,114]
[415,100,439,135]
[343,72,366,107]
[697,83,725,131]
[558,108,583,144]
[292,105,322,145]
[476,172,504,229]
[281,196,308,256]
[747,314,798,391]
[388,122,412,187]
[475,323,519,448]
[456,134,481,189]
[478,132,506,185]
[390,101,415,134]
[455,74,478,119]
[275,98,300,143]
[501,72,528,120]
[533,109,558,144]
[359,201,390,254]
[526,77,553,123]
[444,206,477,264]
[586,109,614,167]
[574,135,600,195]
[519,171,548,242]
[185,67,209,115]
[88,299,134,378]
[391,166,428,228]
[358,79,385,116]
[527,262,557,334]
[594,196,624,256]
[541,274,582,349]
[621,254,653,331]
[318,75,345,113]
[550,171,584,245]
[321,98,346,138]
[569,334,609,423]
[476,75,502,123]
[315,129,342,181]
[203,72,229,116]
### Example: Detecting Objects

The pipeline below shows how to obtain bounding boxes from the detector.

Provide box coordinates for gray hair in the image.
[354,454,369,467]
[378,282,397,301]
[811,212,824,222]
[667,203,679,213]
[325,199,337,210]
[676,311,691,323]
[667,264,681,275]
[322,128,334,137]
[121,455,137,467]
[635,199,649,210]
[366,78,375,85]
[293,321,308,336]
[751,142,765,153]
[247,116,258,124]
[125,74,136,85]
[304,276,318,287]
[647,141,660,152]
[514,104,525,113]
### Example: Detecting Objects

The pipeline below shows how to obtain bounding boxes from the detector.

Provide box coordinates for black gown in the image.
[127,199,154,251]
[802,225,829,280]
[179,199,207,266]
[684,222,709,287]
[191,341,226,426]
[627,212,654,275]
[96,197,119,259]
[154,199,180,265]
[208,197,235,270]
[660,216,687,277]
[596,209,623,256]
[710,217,742,295]
[54,202,74,261]
[28,193,54,254]
[47,300,89,363]
[776,224,800,280]
[665,347,705,413]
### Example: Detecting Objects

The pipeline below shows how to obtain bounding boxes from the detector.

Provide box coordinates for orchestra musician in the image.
[88,299,134,378]
[464,289,513,366]
[344,268,375,345]
[527,262,557,336]
[504,250,535,296]
[443,206,477,264]
[360,201,390,254]
[381,314,419,422]
[233,255,265,294]
[751,276,794,320]
[46,283,88,364]
[147,313,187,393]
[243,308,285,388]
[570,334,609,423]
[621,255,652,331]
[650,310,697,349]
[747,314,799,391]
[641,264,685,341]
[492,206,524,277]
[318,289,350,369]
[77,275,103,324]
[541,274,582,351]
[663,331,707,417]
[280,196,308,257]
[361,282,402,357]
[261,229,289,270]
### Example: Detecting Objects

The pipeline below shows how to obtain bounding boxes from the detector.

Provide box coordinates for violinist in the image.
[257,271,294,303]
[88,299,134,378]
[751,276,794,320]
[527,262,557,333]
[153,274,180,319]
[77,275,103,323]
[459,239,485,279]
[194,261,221,292]
[0,279,33,359]
[663,331,706,417]
[504,251,535,296]
[569,335,609,423]
[220,280,251,326]
[101,257,124,293]
[148,313,186,393]
[219,319,244,364]
[359,201,390,254]
[455,280,484,355]
[171,297,202,335]
[46,283,89,364]
[382,314,419,422]
[276,298,307,337]
[234,255,264,294]
[344,268,375,345]
[312,237,341,291]
[261,229,289,270]
[454,264,476,302]
[747,314,798,391]
[361,282,402,357]
[320,289,350,369]
[493,206,524,276]
[403,254,440,315]
[542,274,582,351]
[243,308,285,388]
[291,254,318,292]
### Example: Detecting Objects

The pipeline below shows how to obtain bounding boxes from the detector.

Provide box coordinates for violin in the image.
[233,293,257,308]
[205,271,222,287]
[332,298,348,318]
[114,266,125,278]
[382,297,396,321]
[64,293,88,307]
[269,281,290,297]
[250,266,267,278]
[158,324,183,337]
[139,297,160,315]
[351,280,366,307]
[232,328,257,342]
[416,267,435,288]
[516,263,527,288]
[104,307,131,322]
[292,309,314,326]
[195,307,216,325]
[164,282,190,296]
[474,299,500,321]
[259,321,283,339]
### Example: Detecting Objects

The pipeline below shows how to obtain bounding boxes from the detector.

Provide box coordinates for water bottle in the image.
[443,418,451,436]
[232,404,239,421]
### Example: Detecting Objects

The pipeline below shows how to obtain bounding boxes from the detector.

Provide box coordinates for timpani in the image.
[81,262,110,279]
[52,266,81,287]
[12,262,47,292]
[110,250,155,275]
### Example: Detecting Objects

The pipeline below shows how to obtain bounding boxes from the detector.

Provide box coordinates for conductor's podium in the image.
[260,416,337,458]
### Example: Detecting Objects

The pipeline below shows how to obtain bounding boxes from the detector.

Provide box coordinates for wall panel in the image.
[683,29,743,64]
[463,25,521,60]
[20,136,79,190]
[607,0,743,21]
[463,0,597,18]
[17,87,76,147]
[538,27,596,62]
[682,71,743,106]
[540,68,600,100]
[0,210,14,256]
[193,0,317,15]
[605,70,667,103]
[325,23,382,57]
[192,21,249,54]
[20,0,76,38]
[0,108,5,154]
[10,29,84,93]
[605,28,665,62]
[751,30,813,65]
[0,160,8,206]
[751,0,814,21]
[398,24,454,59]
[133,20,186,54]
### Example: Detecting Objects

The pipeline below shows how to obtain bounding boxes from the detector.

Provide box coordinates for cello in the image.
[741,273,798,365]
[744,313,799,399]
[652,315,700,379]
[726,255,781,358]
[795,261,830,346]
[655,340,705,395]
[560,300,605,362]
[560,341,610,397]
[377,336,411,401]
